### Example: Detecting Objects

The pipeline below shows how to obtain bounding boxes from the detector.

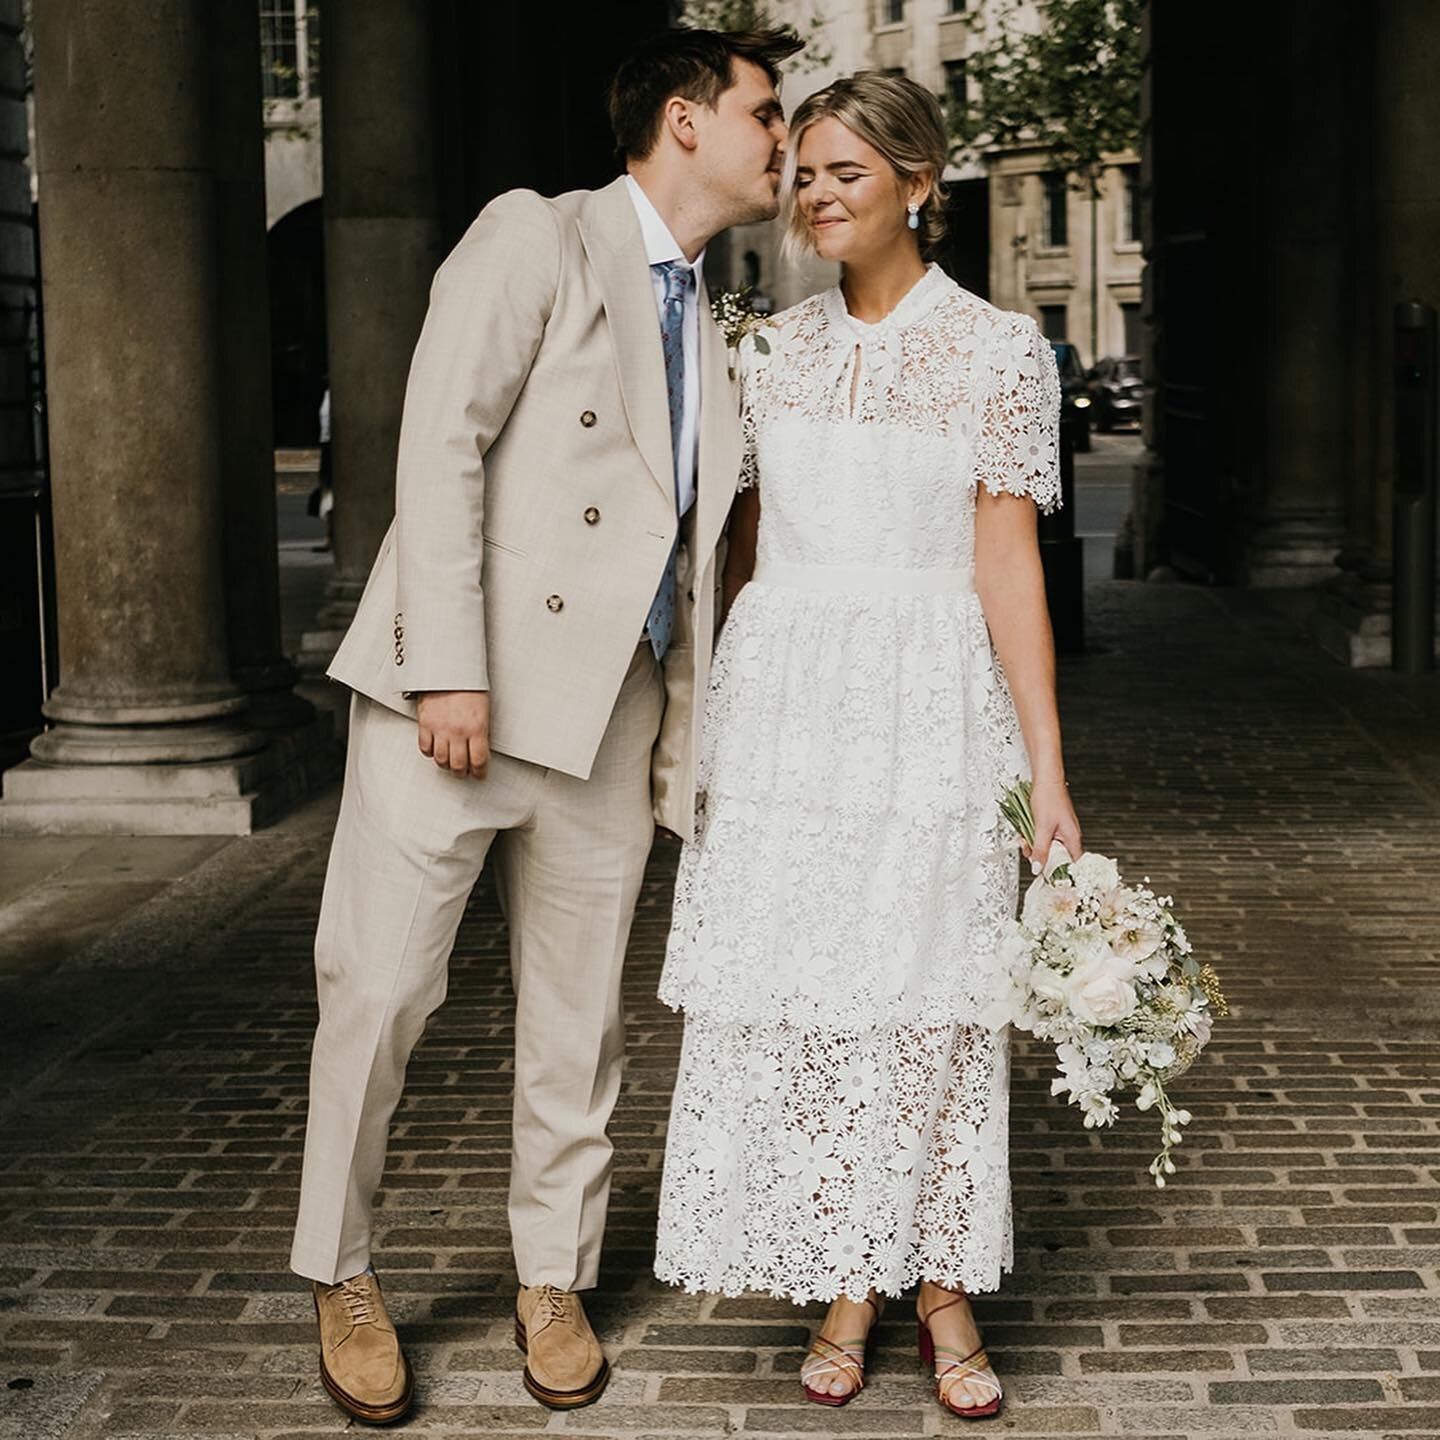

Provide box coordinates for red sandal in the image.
[917,1289,1003,1420]
[800,1293,883,1406]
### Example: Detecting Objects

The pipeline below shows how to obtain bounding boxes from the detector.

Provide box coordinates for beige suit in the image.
[290,177,741,1290]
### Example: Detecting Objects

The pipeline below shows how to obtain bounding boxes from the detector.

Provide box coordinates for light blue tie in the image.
[646,260,694,660]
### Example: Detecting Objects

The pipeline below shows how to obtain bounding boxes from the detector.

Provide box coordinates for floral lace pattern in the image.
[655,268,1059,1303]
[656,1020,1012,1303]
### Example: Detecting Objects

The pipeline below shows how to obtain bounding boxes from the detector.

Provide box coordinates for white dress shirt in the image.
[624,173,702,518]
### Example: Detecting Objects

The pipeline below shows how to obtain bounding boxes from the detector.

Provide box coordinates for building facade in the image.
[711,0,1141,367]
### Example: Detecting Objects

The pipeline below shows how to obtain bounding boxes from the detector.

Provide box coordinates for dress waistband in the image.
[750,560,975,595]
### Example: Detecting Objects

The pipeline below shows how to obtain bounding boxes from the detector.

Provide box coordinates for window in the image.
[948,0,968,10]
[944,60,967,115]
[1038,304,1068,342]
[1121,302,1143,355]
[261,0,319,102]
[1042,172,1068,248]
[1121,164,1140,244]
[882,0,905,24]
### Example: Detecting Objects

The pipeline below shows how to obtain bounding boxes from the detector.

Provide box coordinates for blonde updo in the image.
[781,71,950,261]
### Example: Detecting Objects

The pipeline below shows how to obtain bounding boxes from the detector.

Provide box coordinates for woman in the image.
[654,72,1081,1420]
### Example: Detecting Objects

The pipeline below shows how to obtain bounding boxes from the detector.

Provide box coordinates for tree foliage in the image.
[951,0,1142,188]
[678,0,833,73]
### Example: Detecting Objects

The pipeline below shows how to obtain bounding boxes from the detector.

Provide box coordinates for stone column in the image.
[1313,1,1440,663]
[22,0,255,766]
[209,0,312,730]
[1242,7,1348,587]
[300,0,444,668]
[1,0,333,833]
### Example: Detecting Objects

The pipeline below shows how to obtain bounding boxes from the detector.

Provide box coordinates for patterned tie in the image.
[646,259,695,660]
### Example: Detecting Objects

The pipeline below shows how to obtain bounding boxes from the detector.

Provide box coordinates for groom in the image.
[288,25,801,1426]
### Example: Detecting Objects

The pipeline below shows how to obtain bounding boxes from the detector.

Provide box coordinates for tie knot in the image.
[656,260,695,307]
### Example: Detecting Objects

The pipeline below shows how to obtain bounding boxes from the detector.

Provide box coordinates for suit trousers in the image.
[290,641,664,1289]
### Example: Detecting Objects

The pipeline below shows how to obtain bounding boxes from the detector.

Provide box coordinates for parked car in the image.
[1087,354,1143,431]
[1049,340,1091,452]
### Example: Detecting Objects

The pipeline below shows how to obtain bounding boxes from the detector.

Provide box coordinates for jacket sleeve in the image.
[392,189,561,693]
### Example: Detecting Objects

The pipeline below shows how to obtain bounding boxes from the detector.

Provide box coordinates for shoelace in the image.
[337,1276,380,1327]
[532,1284,572,1328]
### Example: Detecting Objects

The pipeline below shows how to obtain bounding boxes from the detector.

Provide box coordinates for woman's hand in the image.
[1028,778,1081,870]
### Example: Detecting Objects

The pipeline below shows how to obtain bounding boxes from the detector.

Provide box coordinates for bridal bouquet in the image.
[985,781,1227,1186]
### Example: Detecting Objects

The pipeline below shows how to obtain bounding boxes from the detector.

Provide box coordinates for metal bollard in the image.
[1393,302,1437,674]
[1039,428,1085,655]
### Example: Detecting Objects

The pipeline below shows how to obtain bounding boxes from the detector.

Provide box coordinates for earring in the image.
[907,201,920,231]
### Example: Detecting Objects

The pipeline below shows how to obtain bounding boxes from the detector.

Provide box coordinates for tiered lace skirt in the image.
[655,562,1022,1303]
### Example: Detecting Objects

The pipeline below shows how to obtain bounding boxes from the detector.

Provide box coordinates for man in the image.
[288,26,802,1426]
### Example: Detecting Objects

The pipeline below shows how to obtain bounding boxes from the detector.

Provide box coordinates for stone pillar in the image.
[1313,0,1440,663]
[1242,8,1348,587]
[0,0,333,833]
[209,0,312,730]
[23,0,253,765]
[299,0,444,669]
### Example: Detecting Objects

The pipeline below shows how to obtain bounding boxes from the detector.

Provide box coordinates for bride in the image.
[653,72,1081,1420]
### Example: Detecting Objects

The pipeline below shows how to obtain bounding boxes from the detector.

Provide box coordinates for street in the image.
[3,555,1439,1439]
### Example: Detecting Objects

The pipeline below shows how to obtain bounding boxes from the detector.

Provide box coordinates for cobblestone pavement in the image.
[2,581,1440,1440]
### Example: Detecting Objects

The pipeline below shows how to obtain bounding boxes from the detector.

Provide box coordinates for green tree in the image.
[952,0,1142,362]
[679,0,832,72]
[952,0,1142,183]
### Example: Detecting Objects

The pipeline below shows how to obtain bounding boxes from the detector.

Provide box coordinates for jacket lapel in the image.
[694,276,744,564]
[578,178,674,504]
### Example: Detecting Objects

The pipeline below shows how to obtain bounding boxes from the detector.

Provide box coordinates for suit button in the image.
[546,594,564,613]
[584,506,600,525]
[579,410,597,427]
[395,653,405,666]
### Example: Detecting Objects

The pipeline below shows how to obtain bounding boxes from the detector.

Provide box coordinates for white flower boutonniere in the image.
[710,285,771,381]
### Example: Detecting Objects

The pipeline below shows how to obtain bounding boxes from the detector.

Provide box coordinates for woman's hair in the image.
[781,71,950,261]
[608,28,804,163]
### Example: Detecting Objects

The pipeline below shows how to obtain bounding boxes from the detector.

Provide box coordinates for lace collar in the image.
[819,262,950,340]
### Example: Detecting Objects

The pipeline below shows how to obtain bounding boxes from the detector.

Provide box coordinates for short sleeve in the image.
[971,314,1062,513]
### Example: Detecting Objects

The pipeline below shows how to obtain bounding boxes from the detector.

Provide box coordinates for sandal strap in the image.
[936,1347,1003,1404]
[801,1334,865,1390]
[917,1287,968,1328]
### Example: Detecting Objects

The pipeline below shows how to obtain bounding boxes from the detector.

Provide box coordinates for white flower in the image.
[1111,920,1164,962]
[888,1124,925,1175]
[836,1059,879,1109]
[776,1132,845,1191]
[1065,962,1138,1026]
[823,1226,867,1274]
[1069,851,1121,896]
[1147,1040,1177,1069]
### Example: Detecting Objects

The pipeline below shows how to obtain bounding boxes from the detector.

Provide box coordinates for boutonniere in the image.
[710,285,771,381]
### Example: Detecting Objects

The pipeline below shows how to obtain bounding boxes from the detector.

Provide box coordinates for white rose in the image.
[1069,851,1121,897]
[1065,961,1138,1026]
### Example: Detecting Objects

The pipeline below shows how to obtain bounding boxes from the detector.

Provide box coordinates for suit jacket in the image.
[327,176,742,841]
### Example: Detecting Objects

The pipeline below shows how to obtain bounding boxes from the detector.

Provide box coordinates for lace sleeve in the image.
[971,313,1062,514]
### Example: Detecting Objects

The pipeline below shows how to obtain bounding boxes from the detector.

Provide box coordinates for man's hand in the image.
[417,691,491,780]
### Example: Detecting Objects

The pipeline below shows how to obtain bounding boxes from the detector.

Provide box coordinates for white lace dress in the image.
[654,265,1062,1304]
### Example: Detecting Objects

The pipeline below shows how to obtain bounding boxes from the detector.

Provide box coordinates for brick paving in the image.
[2,580,1439,1439]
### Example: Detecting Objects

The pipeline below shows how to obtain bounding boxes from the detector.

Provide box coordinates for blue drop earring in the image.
[907,201,920,231]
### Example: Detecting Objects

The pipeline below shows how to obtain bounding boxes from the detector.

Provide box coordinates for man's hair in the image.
[608,27,804,163]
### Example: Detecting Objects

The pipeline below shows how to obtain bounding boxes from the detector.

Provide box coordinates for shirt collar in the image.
[624,173,706,275]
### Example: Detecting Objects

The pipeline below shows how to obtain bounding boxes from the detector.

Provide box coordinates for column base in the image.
[1309,571,1440,668]
[297,575,366,676]
[0,711,341,836]
[1244,515,1344,588]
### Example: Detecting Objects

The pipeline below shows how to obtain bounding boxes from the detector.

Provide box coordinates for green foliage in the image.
[679,0,833,73]
[951,0,1142,187]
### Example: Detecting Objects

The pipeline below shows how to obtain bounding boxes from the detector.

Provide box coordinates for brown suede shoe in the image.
[514,1283,609,1409]
[313,1271,414,1425]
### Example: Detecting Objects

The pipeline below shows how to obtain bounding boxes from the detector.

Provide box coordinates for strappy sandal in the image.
[917,1289,1003,1420]
[800,1293,883,1407]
